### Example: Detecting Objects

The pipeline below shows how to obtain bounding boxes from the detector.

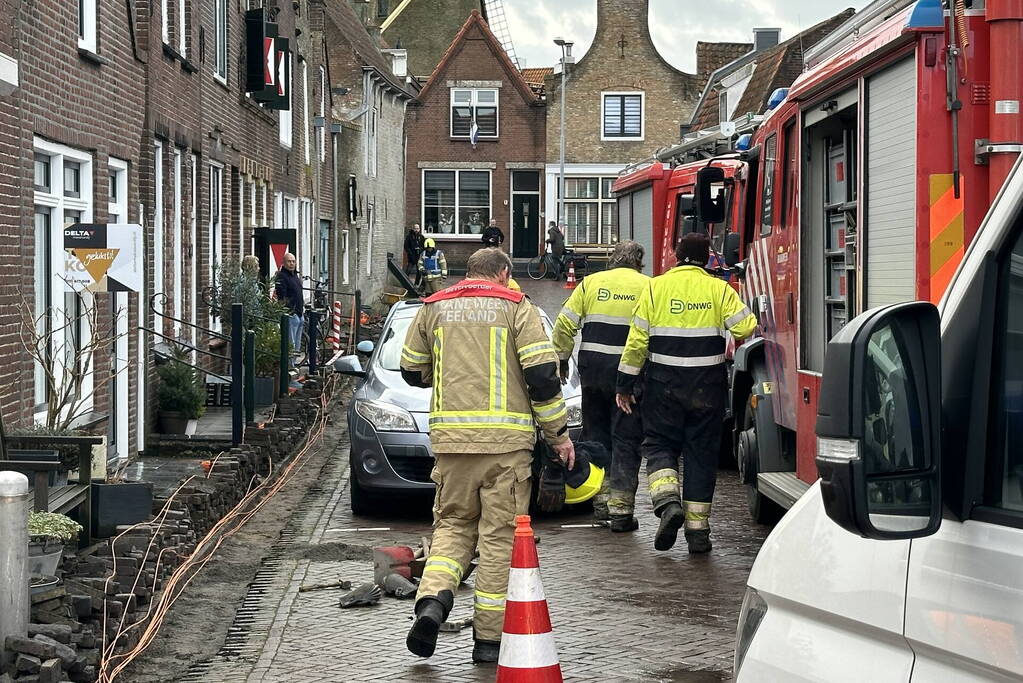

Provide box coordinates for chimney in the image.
[382,48,407,77]
[753,27,781,52]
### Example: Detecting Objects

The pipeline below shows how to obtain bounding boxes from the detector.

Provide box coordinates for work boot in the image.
[592,504,609,521]
[406,598,446,658]
[472,639,501,664]
[685,528,712,554]
[654,502,685,551]
[609,514,638,533]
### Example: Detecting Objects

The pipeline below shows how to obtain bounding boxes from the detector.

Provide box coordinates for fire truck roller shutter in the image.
[633,186,654,276]
[865,56,917,307]
[618,192,632,241]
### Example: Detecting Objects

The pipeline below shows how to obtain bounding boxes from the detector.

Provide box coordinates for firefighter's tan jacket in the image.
[401,280,569,455]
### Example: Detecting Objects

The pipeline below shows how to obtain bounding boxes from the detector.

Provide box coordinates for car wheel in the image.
[349,466,374,516]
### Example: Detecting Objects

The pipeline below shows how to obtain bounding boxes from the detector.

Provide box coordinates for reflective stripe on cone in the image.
[497,515,563,683]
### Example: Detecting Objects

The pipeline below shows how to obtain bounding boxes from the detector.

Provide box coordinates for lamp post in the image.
[554,38,574,235]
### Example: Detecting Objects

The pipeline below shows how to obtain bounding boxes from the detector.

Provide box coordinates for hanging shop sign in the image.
[245,9,290,110]
[64,223,143,292]
[253,228,297,281]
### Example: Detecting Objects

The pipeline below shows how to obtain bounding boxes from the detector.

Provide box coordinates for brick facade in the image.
[404,11,546,269]
[381,0,484,79]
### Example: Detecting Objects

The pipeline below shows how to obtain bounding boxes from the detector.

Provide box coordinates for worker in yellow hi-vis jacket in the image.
[400,248,575,665]
[616,233,756,555]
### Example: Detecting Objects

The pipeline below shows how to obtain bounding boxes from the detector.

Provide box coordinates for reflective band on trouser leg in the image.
[607,490,636,516]
[592,477,611,508]
[648,468,680,509]
[474,590,506,612]
[423,556,463,582]
[683,500,711,530]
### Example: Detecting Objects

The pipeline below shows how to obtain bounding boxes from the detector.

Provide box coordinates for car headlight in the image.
[566,396,582,428]
[734,587,768,676]
[355,399,418,432]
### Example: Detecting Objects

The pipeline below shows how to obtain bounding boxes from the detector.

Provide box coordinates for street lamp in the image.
[554,37,574,237]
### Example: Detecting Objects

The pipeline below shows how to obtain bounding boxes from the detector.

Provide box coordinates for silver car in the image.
[337,299,582,514]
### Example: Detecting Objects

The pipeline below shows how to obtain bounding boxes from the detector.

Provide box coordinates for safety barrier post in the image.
[354,290,362,349]
[231,304,243,446]
[308,309,320,375]
[279,314,290,397]
[244,328,255,424]
[0,471,29,652]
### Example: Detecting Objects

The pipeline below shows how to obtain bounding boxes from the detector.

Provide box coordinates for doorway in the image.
[511,171,540,258]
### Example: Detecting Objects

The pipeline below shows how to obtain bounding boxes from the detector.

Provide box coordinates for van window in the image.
[995,230,1023,512]
[760,134,777,236]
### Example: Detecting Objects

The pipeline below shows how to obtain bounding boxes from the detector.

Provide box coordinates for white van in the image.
[734,155,1023,682]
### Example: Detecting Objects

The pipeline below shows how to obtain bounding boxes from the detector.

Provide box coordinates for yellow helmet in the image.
[424,238,437,248]
[564,461,605,505]
[507,277,521,291]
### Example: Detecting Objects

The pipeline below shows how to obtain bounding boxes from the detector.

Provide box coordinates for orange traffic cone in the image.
[496,515,563,683]
[563,261,576,290]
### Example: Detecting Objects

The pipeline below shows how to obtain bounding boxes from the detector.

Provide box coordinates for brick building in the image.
[543,0,708,247]
[380,0,485,79]
[404,11,546,268]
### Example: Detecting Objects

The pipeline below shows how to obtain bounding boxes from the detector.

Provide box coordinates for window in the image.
[994,228,1023,512]
[162,0,170,43]
[422,170,491,236]
[302,60,310,165]
[64,162,81,198]
[249,179,257,228]
[319,220,330,283]
[107,158,128,223]
[377,0,389,18]
[214,0,227,80]
[209,163,223,329]
[279,54,293,148]
[602,93,644,140]
[761,134,777,236]
[341,229,350,285]
[366,106,378,177]
[560,176,618,244]
[318,66,326,162]
[78,0,96,52]
[366,203,374,277]
[178,0,187,56]
[34,154,51,192]
[154,141,165,325]
[450,88,498,138]
[782,123,798,228]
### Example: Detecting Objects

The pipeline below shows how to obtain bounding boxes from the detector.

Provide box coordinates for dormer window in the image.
[450,88,499,138]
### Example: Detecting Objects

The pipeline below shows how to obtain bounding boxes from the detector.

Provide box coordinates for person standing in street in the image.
[401,248,575,665]
[552,241,649,528]
[546,221,566,279]
[616,233,756,554]
[404,223,425,285]
[273,252,304,364]
[417,238,448,295]
[481,218,504,248]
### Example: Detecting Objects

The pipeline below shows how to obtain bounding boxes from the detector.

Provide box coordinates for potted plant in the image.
[27,511,82,577]
[157,351,206,435]
[253,321,281,406]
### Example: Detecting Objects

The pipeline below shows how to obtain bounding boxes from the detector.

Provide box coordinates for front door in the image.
[511,171,540,258]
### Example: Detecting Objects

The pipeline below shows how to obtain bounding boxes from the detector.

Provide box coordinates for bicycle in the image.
[526,249,588,281]
[294,276,334,368]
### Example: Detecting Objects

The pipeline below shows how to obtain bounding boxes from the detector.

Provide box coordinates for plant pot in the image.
[159,411,198,435]
[31,575,60,595]
[253,376,276,407]
[91,481,154,539]
[28,540,64,577]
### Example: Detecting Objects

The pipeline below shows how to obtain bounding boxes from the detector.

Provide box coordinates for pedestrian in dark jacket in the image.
[274,252,304,361]
[547,221,566,279]
[481,219,504,248]
[404,224,425,284]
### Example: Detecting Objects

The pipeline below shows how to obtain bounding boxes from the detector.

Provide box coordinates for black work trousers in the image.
[641,376,726,513]
[581,377,644,516]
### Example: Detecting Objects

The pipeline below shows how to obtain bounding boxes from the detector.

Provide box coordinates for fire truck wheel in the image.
[740,393,784,525]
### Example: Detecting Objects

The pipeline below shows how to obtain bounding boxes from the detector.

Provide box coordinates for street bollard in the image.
[244,329,255,424]
[308,310,320,376]
[279,314,289,397]
[231,304,243,446]
[0,471,30,655]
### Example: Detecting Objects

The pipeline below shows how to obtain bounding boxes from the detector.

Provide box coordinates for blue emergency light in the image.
[736,134,753,152]
[766,88,789,111]
[906,0,943,30]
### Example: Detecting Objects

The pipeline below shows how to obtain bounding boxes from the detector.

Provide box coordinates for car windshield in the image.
[377,314,416,371]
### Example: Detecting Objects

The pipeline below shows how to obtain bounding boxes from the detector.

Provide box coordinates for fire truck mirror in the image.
[814,301,943,541]
[696,167,726,224]
[724,232,741,268]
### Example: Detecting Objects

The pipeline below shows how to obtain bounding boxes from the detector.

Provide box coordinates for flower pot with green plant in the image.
[27,511,82,576]
[157,350,206,435]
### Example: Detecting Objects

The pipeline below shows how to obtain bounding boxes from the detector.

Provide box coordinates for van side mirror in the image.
[696,166,726,224]
[815,302,942,540]
[724,232,741,267]
[333,354,366,378]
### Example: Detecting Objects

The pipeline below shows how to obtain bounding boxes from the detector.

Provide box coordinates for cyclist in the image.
[547,221,566,279]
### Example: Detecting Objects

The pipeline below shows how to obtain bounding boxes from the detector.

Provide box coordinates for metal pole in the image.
[308,310,320,376]
[558,48,568,232]
[244,329,255,424]
[231,304,243,446]
[354,290,363,351]
[279,314,289,397]
[0,471,29,652]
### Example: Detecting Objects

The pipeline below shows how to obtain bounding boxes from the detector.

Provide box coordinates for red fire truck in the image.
[689,0,1023,521]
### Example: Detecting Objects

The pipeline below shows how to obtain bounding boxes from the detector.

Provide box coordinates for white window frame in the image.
[107,157,128,222]
[172,149,183,332]
[449,88,499,138]
[154,141,165,327]
[249,179,257,228]
[190,153,198,345]
[273,191,282,228]
[32,138,96,422]
[421,168,493,239]
[214,0,227,82]
[302,60,310,165]
[601,91,645,141]
[178,0,187,56]
[366,203,374,277]
[561,176,619,244]
[209,161,224,330]
[365,106,378,177]
[319,66,326,162]
[78,0,97,53]
[162,0,170,44]
[239,175,246,258]
[279,54,293,148]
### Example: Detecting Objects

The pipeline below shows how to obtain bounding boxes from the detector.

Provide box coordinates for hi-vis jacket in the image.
[400,280,570,454]
[617,265,757,393]
[552,266,651,378]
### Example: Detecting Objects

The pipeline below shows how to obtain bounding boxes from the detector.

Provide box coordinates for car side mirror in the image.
[334,354,366,378]
[724,232,741,267]
[356,340,375,354]
[696,166,726,224]
[815,301,942,540]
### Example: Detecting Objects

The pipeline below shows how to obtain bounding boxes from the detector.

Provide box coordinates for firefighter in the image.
[418,238,448,295]
[400,248,575,664]
[616,233,756,554]
[552,240,649,529]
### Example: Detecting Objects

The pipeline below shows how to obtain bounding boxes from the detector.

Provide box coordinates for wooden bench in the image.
[1,435,102,548]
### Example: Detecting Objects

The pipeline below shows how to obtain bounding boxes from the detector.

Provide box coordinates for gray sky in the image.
[503,0,865,73]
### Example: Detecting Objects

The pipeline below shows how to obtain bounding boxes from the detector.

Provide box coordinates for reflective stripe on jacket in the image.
[616,266,757,393]
[401,280,569,454]
[552,267,650,380]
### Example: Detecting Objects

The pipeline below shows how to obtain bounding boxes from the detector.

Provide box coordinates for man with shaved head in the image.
[274,252,305,365]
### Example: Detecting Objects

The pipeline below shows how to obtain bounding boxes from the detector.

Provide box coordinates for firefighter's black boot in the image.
[609,514,638,533]
[472,639,501,664]
[406,595,449,658]
[685,528,712,554]
[654,502,685,551]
